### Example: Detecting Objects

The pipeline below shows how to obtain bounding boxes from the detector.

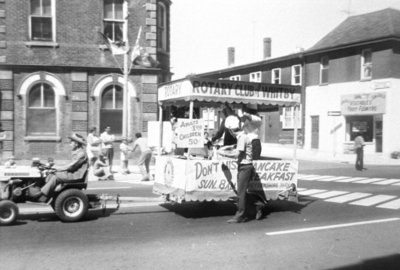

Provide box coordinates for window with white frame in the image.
[320,56,329,84]
[30,0,55,41]
[272,68,281,84]
[250,71,261,82]
[100,84,123,135]
[157,2,168,51]
[27,83,56,135]
[230,75,241,81]
[291,65,302,85]
[361,49,372,80]
[103,0,124,42]
[282,106,301,129]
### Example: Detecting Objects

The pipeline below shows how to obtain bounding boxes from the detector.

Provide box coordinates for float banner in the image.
[158,77,301,106]
[153,156,298,202]
[175,118,204,148]
[341,92,386,115]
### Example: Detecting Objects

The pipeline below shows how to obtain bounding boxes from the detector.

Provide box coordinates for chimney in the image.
[263,37,271,59]
[228,47,235,66]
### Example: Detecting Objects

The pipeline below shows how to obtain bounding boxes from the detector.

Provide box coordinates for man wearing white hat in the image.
[35,133,89,202]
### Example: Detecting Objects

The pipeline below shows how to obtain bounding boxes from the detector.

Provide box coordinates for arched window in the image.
[27,83,56,135]
[100,84,123,134]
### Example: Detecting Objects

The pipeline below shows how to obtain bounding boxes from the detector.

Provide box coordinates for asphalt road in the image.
[2,160,400,270]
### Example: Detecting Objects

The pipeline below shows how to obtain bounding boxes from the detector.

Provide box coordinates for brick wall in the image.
[0,0,170,160]
[4,0,155,68]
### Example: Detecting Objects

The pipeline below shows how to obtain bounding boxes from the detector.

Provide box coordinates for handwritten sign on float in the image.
[175,118,204,148]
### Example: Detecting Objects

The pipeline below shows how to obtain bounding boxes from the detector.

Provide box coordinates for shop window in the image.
[320,56,329,84]
[230,75,241,81]
[272,68,281,84]
[103,0,124,42]
[361,49,372,80]
[157,2,168,51]
[282,106,301,129]
[100,84,123,135]
[27,83,56,135]
[291,65,302,85]
[347,116,373,142]
[250,71,261,82]
[30,0,55,41]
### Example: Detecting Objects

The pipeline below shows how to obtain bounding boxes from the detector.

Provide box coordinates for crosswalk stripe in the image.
[353,178,386,184]
[298,189,327,195]
[307,175,337,181]
[318,176,351,182]
[372,179,400,185]
[334,177,368,183]
[298,175,321,180]
[376,199,400,209]
[350,195,396,206]
[311,191,349,199]
[325,192,372,203]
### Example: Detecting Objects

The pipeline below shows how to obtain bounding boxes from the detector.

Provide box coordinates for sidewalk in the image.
[10,143,400,185]
[261,143,400,165]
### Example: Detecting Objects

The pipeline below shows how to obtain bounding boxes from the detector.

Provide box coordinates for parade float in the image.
[152,77,301,203]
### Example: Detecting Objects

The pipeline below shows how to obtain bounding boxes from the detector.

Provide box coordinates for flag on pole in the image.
[130,26,142,62]
[99,32,128,55]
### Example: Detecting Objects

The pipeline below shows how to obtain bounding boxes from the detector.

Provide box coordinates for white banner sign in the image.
[175,118,204,148]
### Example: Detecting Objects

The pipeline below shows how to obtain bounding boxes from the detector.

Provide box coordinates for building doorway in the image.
[311,115,319,149]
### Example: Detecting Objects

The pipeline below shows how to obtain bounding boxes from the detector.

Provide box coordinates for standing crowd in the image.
[86,126,153,182]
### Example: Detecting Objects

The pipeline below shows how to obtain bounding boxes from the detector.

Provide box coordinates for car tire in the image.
[0,200,19,225]
[54,189,88,222]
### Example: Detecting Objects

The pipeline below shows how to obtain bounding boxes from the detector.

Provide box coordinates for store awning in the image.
[158,77,301,107]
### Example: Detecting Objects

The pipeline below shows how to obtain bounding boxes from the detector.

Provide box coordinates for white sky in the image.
[170,0,400,79]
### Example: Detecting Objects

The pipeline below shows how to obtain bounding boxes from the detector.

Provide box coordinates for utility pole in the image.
[122,0,129,138]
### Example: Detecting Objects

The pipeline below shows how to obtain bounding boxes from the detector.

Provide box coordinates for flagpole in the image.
[123,0,129,139]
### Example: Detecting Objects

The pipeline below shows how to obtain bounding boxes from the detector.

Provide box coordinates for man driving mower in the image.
[34,133,89,202]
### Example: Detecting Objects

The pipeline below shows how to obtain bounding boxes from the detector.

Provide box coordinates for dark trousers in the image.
[355,147,364,170]
[104,148,114,171]
[235,164,266,219]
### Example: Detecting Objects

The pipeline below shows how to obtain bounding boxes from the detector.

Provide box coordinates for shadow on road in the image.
[161,196,315,220]
[15,208,119,225]
[162,201,237,218]
[326,254,400,270]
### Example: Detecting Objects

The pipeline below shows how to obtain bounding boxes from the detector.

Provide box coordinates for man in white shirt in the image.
[132,132,152,181]
[100,126,115,174]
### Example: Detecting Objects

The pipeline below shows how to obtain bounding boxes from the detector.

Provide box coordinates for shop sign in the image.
[158,78,301,104]
[327,111,341,116]
[341,92,386,115]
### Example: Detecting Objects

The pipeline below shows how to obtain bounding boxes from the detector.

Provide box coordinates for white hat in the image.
[225,115,240,131]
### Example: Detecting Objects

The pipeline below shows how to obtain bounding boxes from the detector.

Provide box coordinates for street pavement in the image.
[5,150,400,269]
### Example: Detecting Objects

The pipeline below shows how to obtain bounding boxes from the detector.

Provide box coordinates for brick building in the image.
[0,0,171,160]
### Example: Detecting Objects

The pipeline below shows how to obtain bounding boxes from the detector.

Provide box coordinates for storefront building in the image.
[196,8,400,158]
[303,8,400,158]
[0,0,172,160]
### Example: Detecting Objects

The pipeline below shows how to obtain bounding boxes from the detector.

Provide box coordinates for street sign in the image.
[327,111,341,116]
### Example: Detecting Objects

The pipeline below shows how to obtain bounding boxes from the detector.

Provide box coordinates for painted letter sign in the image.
[341,92,386,115]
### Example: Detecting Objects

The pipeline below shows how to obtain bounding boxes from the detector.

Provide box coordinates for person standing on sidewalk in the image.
[132,132,153,181]
[86,127,102,169]
[100,126,115,174]
[354,133,366,171]
[119,137,131,175]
